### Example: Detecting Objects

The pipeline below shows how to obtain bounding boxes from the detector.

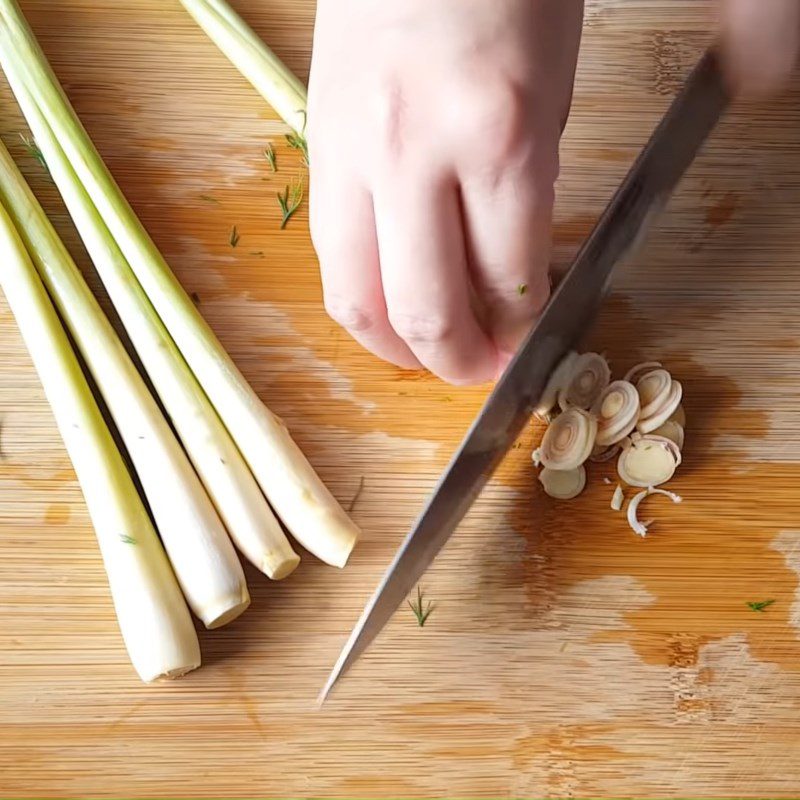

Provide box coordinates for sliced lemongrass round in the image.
[558,352,610,411]
[589,438,630,464]
[670,404,686,428]
[611,484,625,511]
[623,361,663,384]
[539,466,586,500]
[636,369,672,418]
[539,407,598,471]
[531,448,542,467]
[627,487,682,537]
[640,434,682,467]
[590,443,621,463]
[617,437,678,487]
[637,380,683,434]
[592,380,640,446]
[651,420,685,450]
[534,351,578,419]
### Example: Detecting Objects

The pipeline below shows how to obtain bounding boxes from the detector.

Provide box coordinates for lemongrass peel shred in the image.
[627,487,682,537]
[611,484,624,511]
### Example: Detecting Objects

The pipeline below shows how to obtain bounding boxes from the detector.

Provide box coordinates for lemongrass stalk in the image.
[0,70,258,625]
[178,0,307,134]
[0,200,200,682]
[0,121,299,583]
[0,1,359,568]
[1,141,297,586]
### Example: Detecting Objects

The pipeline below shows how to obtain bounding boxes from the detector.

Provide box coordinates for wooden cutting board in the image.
[2,1,800,797]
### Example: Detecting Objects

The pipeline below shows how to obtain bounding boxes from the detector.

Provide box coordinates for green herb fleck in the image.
[517,283,528,296]
[277,179,304,229]
[229,225,240,248]
[200,194,220,204]
[190,291,201,305]
[747,599,776,612]
[348,476,365,513]
[249,250,265,257]
[119,535,137,545]
[408,586,434,627]
[285,111,309,166]
[263,143,277,172]
[285,133,309,166]
[19,132,47,172]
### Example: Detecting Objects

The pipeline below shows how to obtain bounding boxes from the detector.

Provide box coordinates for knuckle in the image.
[324,296,379,333]
[388,310,454,345]
[457,77,529,162]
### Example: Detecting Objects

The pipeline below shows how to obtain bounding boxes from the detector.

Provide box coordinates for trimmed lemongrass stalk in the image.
[0,50,251,626]
[178,0,307,134]
[0,132,298,583]
[0,3,360,568]
[0,137,250,627]
[0,200,200,682]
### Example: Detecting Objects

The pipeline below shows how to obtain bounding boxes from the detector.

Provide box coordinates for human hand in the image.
[720,0,800,95]
[307,0,584,385]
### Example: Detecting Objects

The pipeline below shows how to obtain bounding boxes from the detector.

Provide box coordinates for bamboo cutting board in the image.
[2,1,800,797]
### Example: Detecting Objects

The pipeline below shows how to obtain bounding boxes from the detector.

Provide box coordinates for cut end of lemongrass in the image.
[264,550,301,580]
[306,512,359,568]
[149,661,202,683]
[202,586,251,629]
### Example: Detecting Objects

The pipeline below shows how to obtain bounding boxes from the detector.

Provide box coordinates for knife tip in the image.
[316,672,337,707]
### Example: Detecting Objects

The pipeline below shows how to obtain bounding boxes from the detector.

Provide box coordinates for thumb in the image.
[720,0,800,96]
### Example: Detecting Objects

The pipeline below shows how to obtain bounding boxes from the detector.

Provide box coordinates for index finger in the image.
[373,174,499,385]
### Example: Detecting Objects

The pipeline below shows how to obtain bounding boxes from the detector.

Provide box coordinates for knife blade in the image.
[320,48,729,703]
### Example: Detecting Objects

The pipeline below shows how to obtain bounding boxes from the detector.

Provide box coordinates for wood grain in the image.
[2,0,800,797]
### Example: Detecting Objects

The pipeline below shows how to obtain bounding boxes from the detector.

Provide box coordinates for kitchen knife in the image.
[320,48,729,703]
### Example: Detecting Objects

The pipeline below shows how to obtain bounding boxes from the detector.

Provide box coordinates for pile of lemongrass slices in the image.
[0,0,358,683]
[532,351,684,537]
